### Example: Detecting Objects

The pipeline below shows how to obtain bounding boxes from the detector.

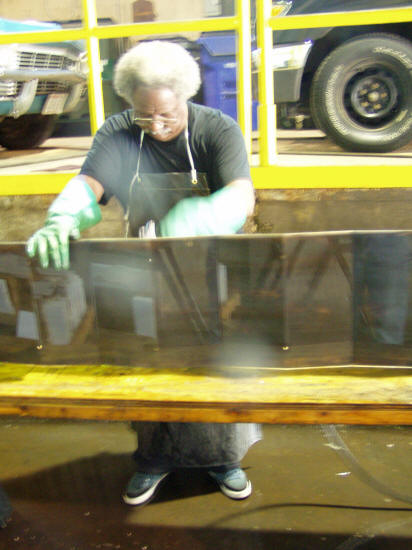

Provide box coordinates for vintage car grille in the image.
[17,50,75,71]
[0,81,18,99]
[18,50,76,96]
[0,50,77,99]
[0,80,71,99]
[35,81,69,94]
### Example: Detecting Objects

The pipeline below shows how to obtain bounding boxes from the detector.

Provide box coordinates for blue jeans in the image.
[354,234,411,345]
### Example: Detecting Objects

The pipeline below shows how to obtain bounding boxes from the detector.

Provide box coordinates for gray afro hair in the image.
[113,40,201,104]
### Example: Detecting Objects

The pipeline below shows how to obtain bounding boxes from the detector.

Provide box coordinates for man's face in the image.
[131,87,188,141]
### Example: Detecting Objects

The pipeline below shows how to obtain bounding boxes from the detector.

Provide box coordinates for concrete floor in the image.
[2,131,412,176]
[0,420,411,550]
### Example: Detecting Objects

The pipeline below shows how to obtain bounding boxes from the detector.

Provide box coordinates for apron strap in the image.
[184,128,198,185]
[125,126,199,237]
[124,130,145,237]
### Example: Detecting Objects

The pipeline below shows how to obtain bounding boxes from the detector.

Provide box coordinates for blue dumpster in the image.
[197,33,258,130]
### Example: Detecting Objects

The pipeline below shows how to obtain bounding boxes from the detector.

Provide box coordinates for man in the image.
[27,40,261,506]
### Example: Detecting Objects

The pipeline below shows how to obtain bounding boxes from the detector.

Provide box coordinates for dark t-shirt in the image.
[80,102,251,210]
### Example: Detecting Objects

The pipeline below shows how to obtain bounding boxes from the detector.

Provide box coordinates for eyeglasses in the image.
[133,113,179,127]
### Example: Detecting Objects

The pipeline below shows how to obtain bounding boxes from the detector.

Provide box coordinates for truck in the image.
[0,18,88,149]
[268,0,412,152]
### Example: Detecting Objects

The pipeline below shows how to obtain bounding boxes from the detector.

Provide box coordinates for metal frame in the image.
[256,3,412,167]
[0,0,412,194]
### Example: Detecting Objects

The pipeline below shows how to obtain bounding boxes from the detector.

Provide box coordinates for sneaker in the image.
[123,472,169,506]
[208,468,252,500]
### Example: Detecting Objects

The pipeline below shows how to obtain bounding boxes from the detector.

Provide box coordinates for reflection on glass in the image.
[354,234,411,345]
[353,233,412,365]
[1,233,412,369]
[0,243,98,364]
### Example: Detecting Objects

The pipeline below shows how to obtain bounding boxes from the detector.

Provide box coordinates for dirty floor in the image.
[0,420,411,550]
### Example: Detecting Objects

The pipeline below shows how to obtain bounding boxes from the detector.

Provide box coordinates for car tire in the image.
[0,114,58,150]
[310,33,412,153]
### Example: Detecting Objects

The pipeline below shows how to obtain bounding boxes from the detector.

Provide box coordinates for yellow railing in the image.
[0,0,412,195]
[256,4,412,168]
[0,0,250,142]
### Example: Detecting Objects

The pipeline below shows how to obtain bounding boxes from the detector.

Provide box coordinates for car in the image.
[0,18,88,149]
[267,0,412,153]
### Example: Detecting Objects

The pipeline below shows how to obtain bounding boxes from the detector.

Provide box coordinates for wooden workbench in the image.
[1,237,411,425]
[0,362,411,425]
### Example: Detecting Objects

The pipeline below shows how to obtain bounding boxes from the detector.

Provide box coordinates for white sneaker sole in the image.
[123,473,169,506]
[215,479,252,500]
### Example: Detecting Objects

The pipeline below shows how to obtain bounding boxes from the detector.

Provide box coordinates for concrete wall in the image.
[3,188,412,244]
[255,188,412,234]
[0,0,85,22]
[0,0,204,25]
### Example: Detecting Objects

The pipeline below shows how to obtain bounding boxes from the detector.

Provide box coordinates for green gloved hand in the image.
[159,184,249,238]
[26,178,101,270]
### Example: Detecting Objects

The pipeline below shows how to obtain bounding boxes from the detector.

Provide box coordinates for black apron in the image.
[126,128,262,471]
[125,129,210,238]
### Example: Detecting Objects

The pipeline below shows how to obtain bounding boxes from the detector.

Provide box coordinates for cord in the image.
[321,424,412,505]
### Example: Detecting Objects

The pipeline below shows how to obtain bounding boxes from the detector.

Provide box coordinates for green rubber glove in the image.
[26,178,102,270]
[159,184,249,238]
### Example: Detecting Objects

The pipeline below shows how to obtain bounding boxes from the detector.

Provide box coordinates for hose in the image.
[321,424,412,505]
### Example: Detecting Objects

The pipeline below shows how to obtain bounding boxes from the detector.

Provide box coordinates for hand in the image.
[159,183,250,238]
[26,177,101,270]
[159,197,213,237]
[26,215,79,270]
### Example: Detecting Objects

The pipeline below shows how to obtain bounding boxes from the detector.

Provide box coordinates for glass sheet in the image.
[1,232,411,369]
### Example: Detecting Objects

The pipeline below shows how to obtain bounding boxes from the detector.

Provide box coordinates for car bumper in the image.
[0,68,87,118]
[271,41,312,103]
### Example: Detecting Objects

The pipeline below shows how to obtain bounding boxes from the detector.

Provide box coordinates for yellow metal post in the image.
[256,0,276,165]
[1,5,412,194]
[236,0,252,156]
[270,7,412,30]
[82,0,105,134]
